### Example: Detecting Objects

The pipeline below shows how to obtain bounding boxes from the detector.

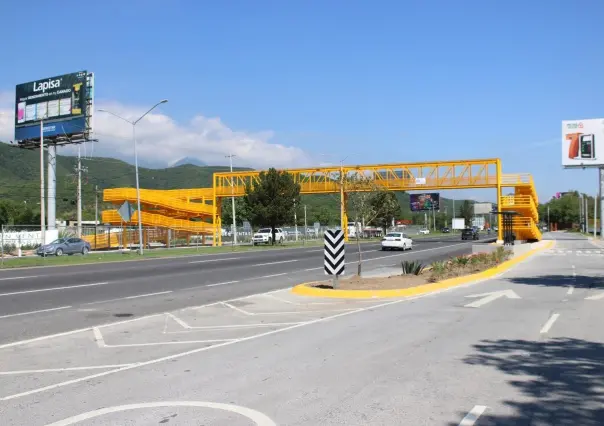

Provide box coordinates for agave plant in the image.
[401,260,425,275]
[430,260,447,274]
[452,255,470,267]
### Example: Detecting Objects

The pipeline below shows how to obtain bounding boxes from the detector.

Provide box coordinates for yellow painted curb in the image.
[291,240,555,299]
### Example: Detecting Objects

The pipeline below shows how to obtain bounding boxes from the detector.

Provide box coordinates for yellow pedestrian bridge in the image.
[99,158,541,246]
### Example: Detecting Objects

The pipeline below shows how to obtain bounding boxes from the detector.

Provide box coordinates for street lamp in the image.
[98,99,168,255]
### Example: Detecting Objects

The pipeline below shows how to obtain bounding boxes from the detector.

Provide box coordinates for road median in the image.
[292,240,555,299]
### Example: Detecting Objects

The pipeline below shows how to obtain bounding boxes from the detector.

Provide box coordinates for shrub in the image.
[452,255,470,267]
[430,260,447,274]
[401,260,425,275]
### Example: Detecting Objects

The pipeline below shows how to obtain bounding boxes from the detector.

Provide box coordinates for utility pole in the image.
[95,185,99,225]
[304,204,307,245]
[594,193,597,238]
[225,153,237,245]
[294,200,298,242]
[547,205,550,232]
[74,146,87,238]
[40,120,46,245]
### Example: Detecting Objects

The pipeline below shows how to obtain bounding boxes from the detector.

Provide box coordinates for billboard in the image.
[474,202,493,215]
[562,118,604,168]
[452,218,465,230]
[409,193,440,212]
[15,71,93,141]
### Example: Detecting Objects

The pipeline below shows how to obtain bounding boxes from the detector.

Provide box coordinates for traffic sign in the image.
[324,229,345,276]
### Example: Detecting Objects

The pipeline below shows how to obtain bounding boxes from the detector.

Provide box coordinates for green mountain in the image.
[0,142,480,226]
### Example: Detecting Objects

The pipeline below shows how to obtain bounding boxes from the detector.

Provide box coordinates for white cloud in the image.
[0,93,313,169]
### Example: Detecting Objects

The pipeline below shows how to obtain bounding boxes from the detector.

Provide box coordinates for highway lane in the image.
[0,235,490,343]
[2,233,603,425]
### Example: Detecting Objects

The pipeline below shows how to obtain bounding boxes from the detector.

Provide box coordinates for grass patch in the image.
[0,239,378,269]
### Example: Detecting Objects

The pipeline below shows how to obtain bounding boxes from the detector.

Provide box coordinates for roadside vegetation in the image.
[427,247,511,282]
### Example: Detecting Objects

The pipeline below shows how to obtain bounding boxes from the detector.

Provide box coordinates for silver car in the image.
[36,238,91,256]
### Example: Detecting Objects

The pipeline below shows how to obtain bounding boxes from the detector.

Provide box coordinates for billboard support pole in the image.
[600,168,604,239]
[594,190,597,238]
[40,120,46,245]
[47,144,56,231]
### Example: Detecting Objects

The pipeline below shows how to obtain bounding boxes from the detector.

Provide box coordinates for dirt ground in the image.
[314,273,429,290]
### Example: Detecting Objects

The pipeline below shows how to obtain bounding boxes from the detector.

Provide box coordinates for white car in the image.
[252,228,285,245]
[418,228,430,235]
[381,232,413,251]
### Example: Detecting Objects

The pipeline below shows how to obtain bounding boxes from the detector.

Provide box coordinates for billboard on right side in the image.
[562,118,604,168]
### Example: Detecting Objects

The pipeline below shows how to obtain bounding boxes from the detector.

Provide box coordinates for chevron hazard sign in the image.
[324,229,345,275]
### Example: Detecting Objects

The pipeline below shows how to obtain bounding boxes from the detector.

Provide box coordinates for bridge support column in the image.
[496,159,504,244]
[341,191,348,242]
[213,198,222,247]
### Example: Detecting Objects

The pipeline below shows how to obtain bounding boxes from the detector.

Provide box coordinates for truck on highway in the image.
[252,228,285,245]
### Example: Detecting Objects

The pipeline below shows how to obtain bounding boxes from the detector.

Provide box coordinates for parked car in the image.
[461,228,480,241]
[381,232,413,251]
[252,228,285,245]
[36,237,91,256]
[441,227,450,233]
[418,228,430,235]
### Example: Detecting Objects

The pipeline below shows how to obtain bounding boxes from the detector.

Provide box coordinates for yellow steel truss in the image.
[101,158,542,246]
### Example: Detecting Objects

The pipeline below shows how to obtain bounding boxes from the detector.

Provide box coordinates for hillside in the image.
[0,142,478,226]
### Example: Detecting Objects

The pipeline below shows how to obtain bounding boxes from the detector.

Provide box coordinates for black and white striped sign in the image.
[324,229,345,276]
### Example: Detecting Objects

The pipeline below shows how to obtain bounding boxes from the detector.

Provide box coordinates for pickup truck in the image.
[252,228,285,245]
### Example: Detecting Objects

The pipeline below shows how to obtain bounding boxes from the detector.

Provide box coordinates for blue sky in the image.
[1,0,603,202]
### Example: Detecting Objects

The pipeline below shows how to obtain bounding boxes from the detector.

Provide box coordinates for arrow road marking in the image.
[586,292,604,300]
[464,290,520,308]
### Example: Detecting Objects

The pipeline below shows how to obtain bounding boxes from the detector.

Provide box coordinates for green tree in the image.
[369,191,401,233]
[243,168,301,244]
[220,197,249,227]
[345,174,398,276]
[458,200,474,228]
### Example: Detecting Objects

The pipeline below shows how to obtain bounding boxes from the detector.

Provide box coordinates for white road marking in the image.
[586,292,604,300]
[188,257,243,264]
[567,286,574,295]
[206,280,239,287]
[0,275,40,281]
[0,280,487,401]
[459,405,488,425]
[464,290,520,308]
[82,291,172,306]
[0,282,110,297]
[45,401,277,426]
[165,313,302,330]
[92,327,233,348]
[0,306,71,320]
[0,365,133,375]
[304,267,323,271]
[252,260,298,267]
[256,273,288,279]
[540,313,560,334]
[0,313,164,351]
[221,302,253,315]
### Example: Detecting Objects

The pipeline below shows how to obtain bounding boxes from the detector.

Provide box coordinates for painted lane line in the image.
[304,267,323,271]
[92,327,233,348]
[82,291,173,306]
[0,306,72,320]
[257,272,288,279]
[221,302,253,316]
[540,313,560,334]
[567,286,574,295]
[0,365,134,375]
[165,313,302,330]
[252,260,298,267]
[189,257,243,264]
[459,405,488,426]
[585,292,604,300]
[0,275,40,281]
[0,281,487,402]
[0,282,110,297]
[206,280,239,287]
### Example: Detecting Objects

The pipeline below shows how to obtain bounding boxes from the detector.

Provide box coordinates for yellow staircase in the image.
[500,174,541,241]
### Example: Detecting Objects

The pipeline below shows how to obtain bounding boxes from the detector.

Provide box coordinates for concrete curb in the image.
[291,240,555,299]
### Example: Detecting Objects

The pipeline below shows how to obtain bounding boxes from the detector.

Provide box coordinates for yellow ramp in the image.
[104,188,215,219]
[102,210,214,234]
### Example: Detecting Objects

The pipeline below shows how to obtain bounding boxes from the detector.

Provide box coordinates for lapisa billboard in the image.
[562,118,604,168]
[15,71,92,141]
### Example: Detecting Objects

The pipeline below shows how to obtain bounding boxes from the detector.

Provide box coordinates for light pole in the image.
[98,99,168,255]
[225,153,237,245]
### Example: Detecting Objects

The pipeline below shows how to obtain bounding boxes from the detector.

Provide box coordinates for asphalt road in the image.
[1,232,602,425]
[0,235,487,343]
